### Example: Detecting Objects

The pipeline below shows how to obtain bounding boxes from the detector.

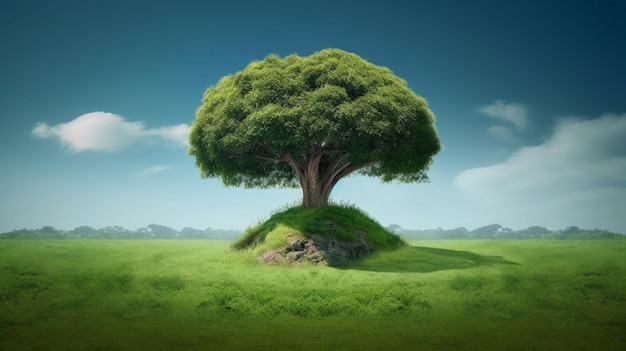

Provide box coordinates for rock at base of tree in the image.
[257,232,375,266]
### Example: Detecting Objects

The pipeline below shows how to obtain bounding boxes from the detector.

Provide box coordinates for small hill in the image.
[232,204,405,266]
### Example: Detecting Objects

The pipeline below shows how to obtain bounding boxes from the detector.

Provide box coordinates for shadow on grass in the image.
[337,246,518,273]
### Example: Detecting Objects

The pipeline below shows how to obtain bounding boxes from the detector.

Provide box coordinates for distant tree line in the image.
[0,224,241,240]
[389,224,625,240]
[1,223,623,240]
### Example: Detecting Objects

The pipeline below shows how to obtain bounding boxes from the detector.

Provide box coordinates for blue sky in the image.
[1,0,625,233]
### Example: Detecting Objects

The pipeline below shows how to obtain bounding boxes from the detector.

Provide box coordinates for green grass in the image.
[232,203,404,251]
[1,239,625,350]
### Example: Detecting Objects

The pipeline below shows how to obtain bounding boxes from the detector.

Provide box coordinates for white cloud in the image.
[146,124,190,147]
[454,113,626,231]
[32,112,190,152]
[137,165,172,177]
[487,125,515,141]
[479,100,529,130]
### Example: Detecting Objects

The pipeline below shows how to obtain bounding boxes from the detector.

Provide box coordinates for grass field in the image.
[1,239,625,350]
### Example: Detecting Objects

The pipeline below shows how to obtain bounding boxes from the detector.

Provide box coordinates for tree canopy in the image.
[189,49,441,207]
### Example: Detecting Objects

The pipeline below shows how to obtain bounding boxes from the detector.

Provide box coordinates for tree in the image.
[189,49,441,208]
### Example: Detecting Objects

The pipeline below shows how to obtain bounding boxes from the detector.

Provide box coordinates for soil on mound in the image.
[257,232,375,266]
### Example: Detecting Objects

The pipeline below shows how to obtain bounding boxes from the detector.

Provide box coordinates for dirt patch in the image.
[257,232,375,266]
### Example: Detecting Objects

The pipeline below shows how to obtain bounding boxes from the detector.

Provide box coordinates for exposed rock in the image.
[257,232,375,266]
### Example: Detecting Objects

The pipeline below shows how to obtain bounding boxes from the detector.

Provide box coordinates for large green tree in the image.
[189,49,441,208]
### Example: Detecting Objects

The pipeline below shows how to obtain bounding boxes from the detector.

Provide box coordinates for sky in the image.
[1,0,625,233]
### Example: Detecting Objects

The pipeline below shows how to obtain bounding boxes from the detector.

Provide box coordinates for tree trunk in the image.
[301,171,332,208]
[300,151,332,208]
[283,143,377,209]
[299,147,348,208]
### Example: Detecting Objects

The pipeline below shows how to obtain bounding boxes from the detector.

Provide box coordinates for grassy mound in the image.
[232,203,405,256]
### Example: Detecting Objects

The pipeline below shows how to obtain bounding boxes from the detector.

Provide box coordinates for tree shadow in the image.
[336,246,519,273]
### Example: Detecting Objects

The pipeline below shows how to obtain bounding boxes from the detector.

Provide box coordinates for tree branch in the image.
[321,152,350,186]
[337,159,381,180]
[255,142,283,158]
[284,151,306,185]
[306,142,323,183]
